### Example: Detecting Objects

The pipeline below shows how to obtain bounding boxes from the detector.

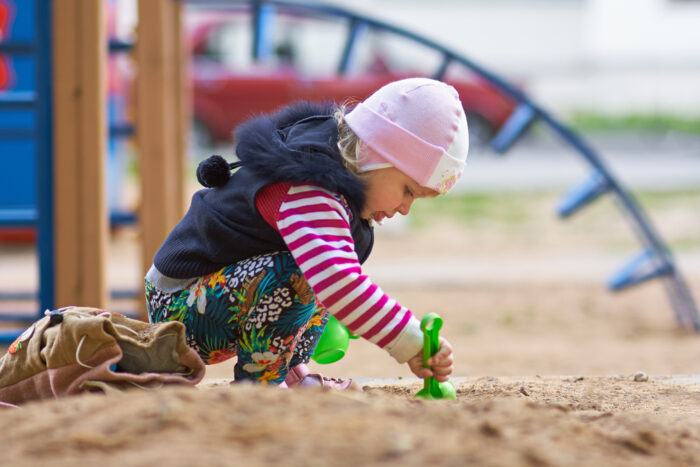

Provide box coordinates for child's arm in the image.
[262,183,423,364]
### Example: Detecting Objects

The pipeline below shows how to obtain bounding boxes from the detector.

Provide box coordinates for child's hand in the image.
[407,337,454,383]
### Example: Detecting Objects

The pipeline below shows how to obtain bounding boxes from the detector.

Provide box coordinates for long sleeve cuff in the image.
[382,315,423,363]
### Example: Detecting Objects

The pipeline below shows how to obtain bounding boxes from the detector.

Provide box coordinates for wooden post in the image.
[173,1,188,211]
[136,0,186,301]
[52,0,108,308]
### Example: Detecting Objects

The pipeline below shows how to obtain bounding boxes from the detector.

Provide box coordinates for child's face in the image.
[360,167,439,224]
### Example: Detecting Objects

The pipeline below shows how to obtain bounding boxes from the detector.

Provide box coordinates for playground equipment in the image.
[0,0,55,329]
[0,0,697,345]
[0,0,186,342]
[185,0,698,333]
[414,313,456,401]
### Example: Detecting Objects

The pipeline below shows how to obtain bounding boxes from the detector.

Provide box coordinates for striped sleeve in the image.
[275,184,423,363]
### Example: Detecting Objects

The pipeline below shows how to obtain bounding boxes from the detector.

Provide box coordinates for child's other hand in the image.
[407,337,454,383]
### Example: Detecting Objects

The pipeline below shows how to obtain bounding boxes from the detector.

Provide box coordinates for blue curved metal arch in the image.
[185,0,699,331]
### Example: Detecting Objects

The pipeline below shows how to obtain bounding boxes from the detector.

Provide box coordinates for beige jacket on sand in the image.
[0,307,206,408]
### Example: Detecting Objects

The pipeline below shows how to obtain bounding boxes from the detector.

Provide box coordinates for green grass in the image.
[408,189,700,250]
[409,191,547,229]
[635,189,700,207]
[570,112,700,135]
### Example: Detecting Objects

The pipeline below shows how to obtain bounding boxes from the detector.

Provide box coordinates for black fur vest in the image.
[153,102,374,279]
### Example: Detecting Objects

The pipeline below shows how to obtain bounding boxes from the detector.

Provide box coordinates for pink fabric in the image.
[255,181,293,227]
[349,103,445,184]
[284,363,358,391]
[274,184,423,363]
[345,78,467,191]
[250,180,424,362]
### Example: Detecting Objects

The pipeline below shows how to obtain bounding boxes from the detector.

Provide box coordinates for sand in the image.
[0,376,697,466]
[1,190,699,465]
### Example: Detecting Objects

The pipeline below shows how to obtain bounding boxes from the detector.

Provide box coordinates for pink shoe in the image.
[284,363,361,391]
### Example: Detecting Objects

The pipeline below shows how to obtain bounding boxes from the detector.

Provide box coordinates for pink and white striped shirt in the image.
[258,182,423,363]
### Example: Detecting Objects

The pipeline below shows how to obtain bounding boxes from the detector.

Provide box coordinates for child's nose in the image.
[398,198,413,216]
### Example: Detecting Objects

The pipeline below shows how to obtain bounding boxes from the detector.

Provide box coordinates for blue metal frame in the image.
[35,0,55,319]
[185,0,698,331]
[0,12,139,342]
[0,0,54,342]
[107,37,135,145]
[1,0,695,344]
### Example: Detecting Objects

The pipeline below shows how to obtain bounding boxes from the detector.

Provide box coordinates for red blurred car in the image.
[188,16,517,149]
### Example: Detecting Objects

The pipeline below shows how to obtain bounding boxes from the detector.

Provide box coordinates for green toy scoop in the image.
[311,316,359,364]
[414,313,456,400]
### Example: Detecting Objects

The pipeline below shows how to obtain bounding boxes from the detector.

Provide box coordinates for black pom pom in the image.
[197,155,231,188]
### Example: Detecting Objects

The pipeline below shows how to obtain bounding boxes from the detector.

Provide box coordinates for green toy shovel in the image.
[414,313,456,400]
[311,316,359,364]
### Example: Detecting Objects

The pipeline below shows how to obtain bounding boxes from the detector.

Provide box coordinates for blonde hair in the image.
[333,104,363,174]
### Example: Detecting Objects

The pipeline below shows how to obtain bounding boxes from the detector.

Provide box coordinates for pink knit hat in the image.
[344,77,469,194]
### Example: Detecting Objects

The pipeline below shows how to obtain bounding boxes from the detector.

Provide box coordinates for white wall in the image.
[328,0,700,116]
[329,0,586,76]
[585,0,700,65]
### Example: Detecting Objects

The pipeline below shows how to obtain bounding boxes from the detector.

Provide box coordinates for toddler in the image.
[145,78,468,389]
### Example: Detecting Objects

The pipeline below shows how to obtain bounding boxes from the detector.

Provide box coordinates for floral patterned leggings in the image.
[145,251,328,385]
